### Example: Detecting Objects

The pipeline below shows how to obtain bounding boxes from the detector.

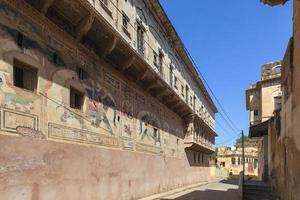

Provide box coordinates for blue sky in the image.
[160,0,293,146]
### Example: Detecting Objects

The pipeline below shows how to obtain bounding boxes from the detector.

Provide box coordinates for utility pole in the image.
[241,130,245,199]
[242,130,245,178]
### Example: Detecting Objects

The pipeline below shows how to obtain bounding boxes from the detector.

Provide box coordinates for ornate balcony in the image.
[184,114,216,153]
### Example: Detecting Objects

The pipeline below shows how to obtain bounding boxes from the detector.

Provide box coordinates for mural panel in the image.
[0,2,192,158]
[137,111,161,147]
[48,123,119,148]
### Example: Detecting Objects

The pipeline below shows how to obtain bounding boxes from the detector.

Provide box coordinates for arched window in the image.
[231,157,236,165]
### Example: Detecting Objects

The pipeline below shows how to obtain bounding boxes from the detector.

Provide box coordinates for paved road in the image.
[160,180,239,200]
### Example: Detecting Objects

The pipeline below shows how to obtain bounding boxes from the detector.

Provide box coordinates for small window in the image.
[153,51,158,66]
[169,64,173,86]
[77,67,87,80]
[158,50,164,73]
[181,85,184,97]
[273,65,281,73]
[153,128,158,138]
[13,60,37,92]
[101,0,108,6]
[137,21,145,55]
[122,12,129,30]
[194,151,196,163]
[254,110,259,116]
[52,52,58,65]
[174,76,178,89]
[70,87,84,110]
[232,158,236,165]
[17,32,24,48]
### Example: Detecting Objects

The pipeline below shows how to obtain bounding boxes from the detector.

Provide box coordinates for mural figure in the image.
[122,100,133,137]
[138,111,161,146]
[0,73,34,112]
[60,110,84,125]
[86,86,117,135]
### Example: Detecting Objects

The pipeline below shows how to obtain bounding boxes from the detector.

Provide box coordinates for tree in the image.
[210,147,218,160]
[235,135,249,146]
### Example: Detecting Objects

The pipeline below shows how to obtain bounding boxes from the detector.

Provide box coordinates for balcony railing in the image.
[184,134,215,151]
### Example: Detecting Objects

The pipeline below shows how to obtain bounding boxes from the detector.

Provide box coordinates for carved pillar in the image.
[183,114,195,140]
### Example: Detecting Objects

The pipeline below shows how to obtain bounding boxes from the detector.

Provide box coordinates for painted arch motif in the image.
[85,81,118,135]
[47,68,118,135]
[137,111,161,146]
[121,100,134,138]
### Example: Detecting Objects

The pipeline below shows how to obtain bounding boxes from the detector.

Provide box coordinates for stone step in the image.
[243,181,278,200]
[244,193,277,198]
[244,183,270,189]
[244,187,272,193]
[244,194,278,200]
[244,189,278,200]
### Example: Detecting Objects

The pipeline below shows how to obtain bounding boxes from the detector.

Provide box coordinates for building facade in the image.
[246,61,282,127]
[217,140,259,177]
[246,61,282,181]
[0,0,218,199]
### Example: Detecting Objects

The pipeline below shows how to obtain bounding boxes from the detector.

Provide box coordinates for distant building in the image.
[246,61,282,181]
[246,61,282,127]
[217,139,259,177]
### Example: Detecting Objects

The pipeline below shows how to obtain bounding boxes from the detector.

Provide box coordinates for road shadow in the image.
[219,179,239,186]
[160,189,239,200]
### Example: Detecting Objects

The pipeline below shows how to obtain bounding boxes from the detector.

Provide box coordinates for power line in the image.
[215,120,228,133]
[183,46,241,133]
[217,113,239,134]
[216,133,241,146]
[107,0,240,135]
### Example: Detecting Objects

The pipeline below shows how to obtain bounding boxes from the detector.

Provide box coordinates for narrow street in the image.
[160,180,239,200]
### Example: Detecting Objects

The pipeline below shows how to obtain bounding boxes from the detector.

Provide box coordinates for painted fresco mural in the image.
[0,1,185,157]
[137,111,161,147]
[121,100,134,137]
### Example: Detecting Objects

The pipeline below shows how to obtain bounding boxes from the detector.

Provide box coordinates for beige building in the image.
[246,0,300,199]
[217,140,258,177]
[0,0,218,199]
[246,61,282,180]
[246,61,282,126]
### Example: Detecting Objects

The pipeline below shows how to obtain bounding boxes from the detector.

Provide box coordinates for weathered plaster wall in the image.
[287,0,300,199]
[261,81,281,121]
[271,1,300,199]
[0,2,213,199]
[120,0,215,128]
[0,134,211,200]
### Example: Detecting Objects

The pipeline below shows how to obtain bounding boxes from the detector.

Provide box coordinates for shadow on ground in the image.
[160,189,238,200]
[219,179,239,186]
[160,180,239,200]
